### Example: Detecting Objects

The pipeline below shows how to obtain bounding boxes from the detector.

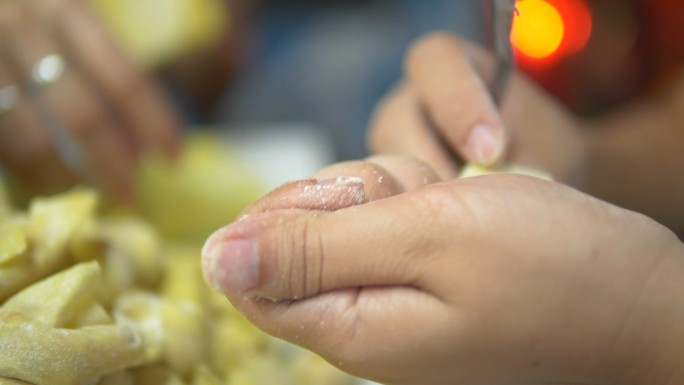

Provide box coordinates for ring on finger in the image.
[30,54,66,90]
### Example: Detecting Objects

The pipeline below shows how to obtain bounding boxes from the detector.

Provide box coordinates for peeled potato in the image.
[0,172,358,384]
[459,163,552,180]
[0,181,10,218]
[134,132,264,242]
[0,221,26,266]
[1,261,102,328]
[0,312,144,385]
[88,0,228,68]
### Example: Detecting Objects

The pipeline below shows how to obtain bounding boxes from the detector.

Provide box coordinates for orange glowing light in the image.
[511,0,593,65]
[511,0,565,60]
[552,0,592,55]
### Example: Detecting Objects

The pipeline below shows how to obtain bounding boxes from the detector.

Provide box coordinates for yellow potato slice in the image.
[0,313,144,385]
[112,291,165,364]
[0,180,10,218]
[0,222,26,266]
[97,218,162,289]
[0,175,361,384]
[1,262,101,328]
[160,248,208,376]
[292,350,357,385]
[459,163,552,180]
[130,365,186,385]
[0,377,34,385]
[96,371,135,385]
[28,189,98,269]
[191,366,221,385]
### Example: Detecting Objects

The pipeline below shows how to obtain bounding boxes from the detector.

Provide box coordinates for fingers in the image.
[202,181,455,382]
[0,94,80,193]
[56,3,181,158]
[0,0,180,201]
[405,33,507,166]
[202,186,444,301]
[1,7,137,201]
[368,83,461,179]
[0,3,80,194]
[205,156,443,299]
[241,155,441,216]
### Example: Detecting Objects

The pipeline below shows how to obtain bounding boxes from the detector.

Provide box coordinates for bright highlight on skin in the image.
[511,0,565,60]
[32,54,66,86]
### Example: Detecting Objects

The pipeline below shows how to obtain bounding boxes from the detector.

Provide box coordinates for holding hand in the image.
[202,157,684,385]
[0,0,180,201]
[369,33,588,186]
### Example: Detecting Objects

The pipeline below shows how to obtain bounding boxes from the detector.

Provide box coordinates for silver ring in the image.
[31,54,66,89]
[0,85,19,116]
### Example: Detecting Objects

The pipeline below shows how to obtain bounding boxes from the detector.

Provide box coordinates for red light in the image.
[512,0,593,65]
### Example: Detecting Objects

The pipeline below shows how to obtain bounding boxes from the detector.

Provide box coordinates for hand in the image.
[202,157,684,385]
[0,0,180,202]
[368,33,588,187]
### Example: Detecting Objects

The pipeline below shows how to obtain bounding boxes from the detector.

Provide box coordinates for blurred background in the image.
[93,0,681,178]
[6,0,681,197]
[212,0,487,163]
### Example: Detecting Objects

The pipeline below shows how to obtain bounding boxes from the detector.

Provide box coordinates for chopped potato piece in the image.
[293,351,358,385]
[0,377,34,385]
[112,291,165,364]
[460,163,552,180]
[0,181,10,218]
[98,218,162,288]
[135,133,264,241]
[0,313,144,385]
[191,366,222,385]
[0,221,26,265]
[159,246,208,375]
[28,189,98,269]
[0,257,38,303]
[96,370,135,385]
[1,261,101,327]
[131,365,186,385]
[0,165,359,384]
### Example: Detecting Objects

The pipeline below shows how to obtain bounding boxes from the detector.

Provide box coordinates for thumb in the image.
[201,197,432,302]
[201,191,450,383]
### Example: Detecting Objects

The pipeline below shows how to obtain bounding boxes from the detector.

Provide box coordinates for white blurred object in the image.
[223,123,337,190]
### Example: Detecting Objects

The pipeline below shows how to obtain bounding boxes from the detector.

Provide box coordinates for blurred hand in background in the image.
[369,0,684,236]
[0,0,252,203]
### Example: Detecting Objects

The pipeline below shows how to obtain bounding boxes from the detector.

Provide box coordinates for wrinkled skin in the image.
[203,156,684,385]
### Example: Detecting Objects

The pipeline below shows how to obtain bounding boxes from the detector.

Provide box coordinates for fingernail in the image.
[465,124,504,166]
[202,238,259,294]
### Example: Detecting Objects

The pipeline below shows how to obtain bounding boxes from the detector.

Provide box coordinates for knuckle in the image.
[410,183,473,236]
[272,215,324,300]
[347,161,399,198]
